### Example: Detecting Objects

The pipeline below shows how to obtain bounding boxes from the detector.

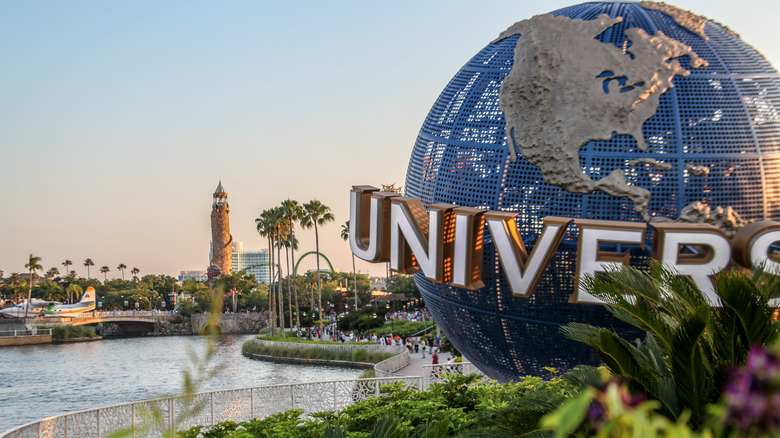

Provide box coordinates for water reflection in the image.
[0,335,363,433]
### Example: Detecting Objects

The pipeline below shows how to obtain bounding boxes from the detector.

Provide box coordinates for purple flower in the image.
[723,345,780,432]
[586,399,606,431]
[585,380,645,432]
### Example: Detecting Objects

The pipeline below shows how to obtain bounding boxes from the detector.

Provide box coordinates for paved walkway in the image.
[393,348,453,376]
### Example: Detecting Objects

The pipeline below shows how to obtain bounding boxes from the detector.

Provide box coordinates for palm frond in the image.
[368,416,405,438]
[711,269,779,370]
[410,419,452,438]
[560,322,603,350]
[669,306,711,427]
[580,269,675,348]
[561,365,604,389]
[595,329,654,393]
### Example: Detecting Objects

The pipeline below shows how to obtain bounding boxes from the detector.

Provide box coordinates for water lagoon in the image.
[0,334,363,433]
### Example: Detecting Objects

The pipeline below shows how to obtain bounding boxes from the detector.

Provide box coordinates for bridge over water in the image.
[42,310,179,327]
[21,310,266,336]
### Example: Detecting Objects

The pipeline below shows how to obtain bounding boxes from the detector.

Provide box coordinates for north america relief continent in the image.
[497,14,707,221]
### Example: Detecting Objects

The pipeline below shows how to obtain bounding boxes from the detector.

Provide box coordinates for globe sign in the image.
[404,1,780,381]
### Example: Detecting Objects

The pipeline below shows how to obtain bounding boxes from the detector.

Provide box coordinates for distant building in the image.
[179,270,208,282]
[231,241,270,284]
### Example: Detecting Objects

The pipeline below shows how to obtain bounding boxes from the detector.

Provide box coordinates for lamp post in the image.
[353,269,358,311]
[391,299,395,333]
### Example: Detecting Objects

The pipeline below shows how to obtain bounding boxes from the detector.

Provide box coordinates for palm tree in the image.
[301,199,334,333]
[281,199,304,337]
[270,207,288,338]
[131,267,140,281]
[61,260,72,278]
[100,266,110,283]
[24,254,43,322]
[9,273,21,287]
[117,263,127,280]
[45,267,59,280]
[281,230,299,334]
[83,259,95,279]
[256,209,277,336]
[563,262,780,428]
[66,284,83,303]
[341,220,358,311]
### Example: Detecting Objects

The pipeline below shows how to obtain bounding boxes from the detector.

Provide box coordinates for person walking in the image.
[421,339,427,358]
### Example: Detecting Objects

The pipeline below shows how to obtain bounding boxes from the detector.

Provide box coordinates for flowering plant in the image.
[719,345,780,436]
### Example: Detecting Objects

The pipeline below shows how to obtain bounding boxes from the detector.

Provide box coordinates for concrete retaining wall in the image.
[191,312,268,334]
[131,312,269,336]
[374,350,412,377]
[246,353,374,368]
[0,335,52,347]
[251,339,405,355]
[248,339,410,374]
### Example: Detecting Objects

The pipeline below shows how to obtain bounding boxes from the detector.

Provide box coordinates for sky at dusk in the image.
[1,0,779,279]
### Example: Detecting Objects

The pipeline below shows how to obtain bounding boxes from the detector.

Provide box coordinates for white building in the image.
[179,270,208,282]
[232,241,271,284]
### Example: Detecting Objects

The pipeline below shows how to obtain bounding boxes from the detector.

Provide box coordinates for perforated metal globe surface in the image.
[404,1,780,382]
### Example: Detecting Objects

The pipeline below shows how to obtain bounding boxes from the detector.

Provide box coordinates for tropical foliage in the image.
[178,372,589,438]
[241,341,395,364]
[562,263,780,428]
[301,199,335,333]
[24,254,43,320]
[386,274,421,297]
[337,304,390,333]
[173,264,780,438]
[83,258,95,279]
[542,344,780,438]
[50,325,98,341]
[176,348,780,438]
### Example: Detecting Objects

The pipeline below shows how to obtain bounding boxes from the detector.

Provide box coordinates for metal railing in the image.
[73,310,177,318]
[374,349,413,377]
[422,362,491,387]
[0,376,422,438]
[1,362,489,438]
[0,328,52,338]
[410,325,437,337]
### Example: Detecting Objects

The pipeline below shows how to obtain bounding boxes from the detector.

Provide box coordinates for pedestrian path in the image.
[393,348,452,376]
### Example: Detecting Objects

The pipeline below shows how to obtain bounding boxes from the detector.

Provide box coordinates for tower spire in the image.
[210,180,232,277]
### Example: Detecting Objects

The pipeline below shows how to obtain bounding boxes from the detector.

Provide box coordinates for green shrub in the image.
[257,333,374,345]
[351,348,368,362]
[49,325,97,341]
[177,371,589,438]
[563,264,780,428]
[242,341,394,364]
[174,300,194,317]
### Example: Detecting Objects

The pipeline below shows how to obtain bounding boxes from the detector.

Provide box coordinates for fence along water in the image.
[1,362,486,438]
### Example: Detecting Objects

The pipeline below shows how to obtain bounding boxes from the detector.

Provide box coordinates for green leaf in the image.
[540,390,592,438]
[323,424,346,438]
[409,419,451,438]
[670,306,711,427]
[369,416,406,438]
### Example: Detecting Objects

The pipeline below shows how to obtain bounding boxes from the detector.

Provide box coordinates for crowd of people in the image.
[300,324,448,364]
[384,310,432,321]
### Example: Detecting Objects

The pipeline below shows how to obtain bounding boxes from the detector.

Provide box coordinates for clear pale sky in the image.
[1,1,778,279]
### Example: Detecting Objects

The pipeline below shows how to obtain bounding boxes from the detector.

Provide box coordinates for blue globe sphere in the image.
[404,1,780,381]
